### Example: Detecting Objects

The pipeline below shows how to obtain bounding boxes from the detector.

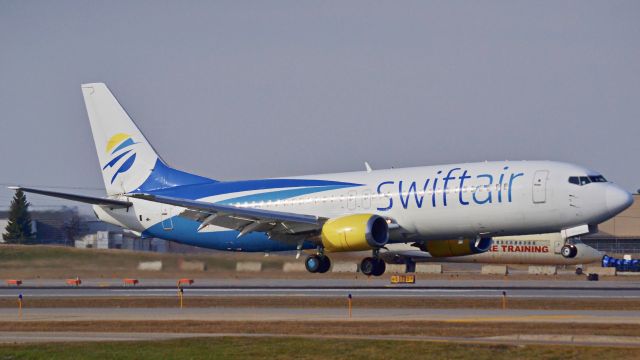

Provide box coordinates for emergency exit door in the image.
[532,170,549,204]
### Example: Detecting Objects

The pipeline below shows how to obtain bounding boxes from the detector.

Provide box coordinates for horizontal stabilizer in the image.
[9,187,132,208]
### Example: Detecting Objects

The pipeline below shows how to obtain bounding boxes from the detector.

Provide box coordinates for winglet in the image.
[364,161,372,173]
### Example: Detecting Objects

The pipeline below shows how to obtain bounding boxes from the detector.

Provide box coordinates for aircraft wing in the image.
[130,193,324,242]
[9,186,132,208]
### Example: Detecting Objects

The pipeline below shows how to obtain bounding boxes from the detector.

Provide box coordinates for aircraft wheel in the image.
[561,244,577,258]
[305,255,322,273]
[570,245,578,258]
[372,259,386,277]
[360,257,376,276]
[317,255,331,273]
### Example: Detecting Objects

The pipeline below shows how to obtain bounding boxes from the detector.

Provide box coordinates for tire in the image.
[305,255,321,273]
[575,267,583,275]
[561,245,577,258]
[372,259,386,277]
[360,257,376,276]
[318,255,331,273]
[569,245,578,258]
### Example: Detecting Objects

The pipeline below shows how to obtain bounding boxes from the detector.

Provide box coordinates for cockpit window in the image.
[566,237,583,245]
[589,175,607,183]
[568,175,607,186]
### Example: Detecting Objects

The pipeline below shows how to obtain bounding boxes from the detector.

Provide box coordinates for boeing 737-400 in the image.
[10,83,634,276]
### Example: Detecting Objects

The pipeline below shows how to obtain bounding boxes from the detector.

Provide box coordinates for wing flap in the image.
[130,193,324,237]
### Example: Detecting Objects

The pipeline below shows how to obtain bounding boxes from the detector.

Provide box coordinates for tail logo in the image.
[103,133,137,184]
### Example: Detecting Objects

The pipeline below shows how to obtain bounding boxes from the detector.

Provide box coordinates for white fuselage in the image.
[95,160,632,252]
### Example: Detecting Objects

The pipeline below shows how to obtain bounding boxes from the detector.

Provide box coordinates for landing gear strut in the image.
[360,249,386,276]
[305,254,331,273]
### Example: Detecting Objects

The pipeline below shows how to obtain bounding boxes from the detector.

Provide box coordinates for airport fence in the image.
[582,237,640,255]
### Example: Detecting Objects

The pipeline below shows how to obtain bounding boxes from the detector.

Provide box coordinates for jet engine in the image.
[418,237,492,257]
[321,214,389,252]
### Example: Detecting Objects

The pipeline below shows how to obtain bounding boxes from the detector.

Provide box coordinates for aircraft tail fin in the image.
[81,83,214,195]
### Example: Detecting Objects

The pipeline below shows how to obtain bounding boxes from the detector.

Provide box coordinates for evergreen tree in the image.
[3,190,34,244]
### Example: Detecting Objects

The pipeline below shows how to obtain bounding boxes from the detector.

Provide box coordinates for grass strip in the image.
[1,320,639,338]
[0,336,638,359]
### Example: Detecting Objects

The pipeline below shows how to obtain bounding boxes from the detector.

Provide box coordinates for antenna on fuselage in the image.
[364,161,373,173]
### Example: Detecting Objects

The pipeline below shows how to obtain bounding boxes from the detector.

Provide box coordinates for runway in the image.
[3,307,640,324]
[2,278,640,299]
[3,278,640,347]
[2,287,640,299]
[6,278,640,289]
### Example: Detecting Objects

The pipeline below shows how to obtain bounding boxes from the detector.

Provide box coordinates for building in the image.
[583,194,640,254]
[0,207,79,245]
[0,208,168,252]
[75,229,167,252]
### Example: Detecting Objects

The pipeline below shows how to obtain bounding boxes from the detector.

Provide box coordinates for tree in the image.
[62,213,81,246]
[3,190,34,244]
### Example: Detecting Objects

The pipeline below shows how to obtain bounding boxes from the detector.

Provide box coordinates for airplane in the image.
[381,233,604,272]
[10,83,634,276]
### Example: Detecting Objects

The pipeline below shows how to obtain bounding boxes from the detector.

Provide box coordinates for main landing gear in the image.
[305,254,331,273]
[304,249,387,276]
[360,249,386,276]
[360,257,386,276]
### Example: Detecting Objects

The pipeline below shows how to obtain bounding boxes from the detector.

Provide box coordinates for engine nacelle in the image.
[321,214,389,252]
[421,237,492,257]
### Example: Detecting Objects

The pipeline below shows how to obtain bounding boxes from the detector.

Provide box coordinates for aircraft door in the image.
[362,190,371,209]
[532,170,549,204]
[348,191,357,210]
[161,206,173,231]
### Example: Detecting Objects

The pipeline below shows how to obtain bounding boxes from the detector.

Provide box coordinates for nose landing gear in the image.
[561,244,578,258]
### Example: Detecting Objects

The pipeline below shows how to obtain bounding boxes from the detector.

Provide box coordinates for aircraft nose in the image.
[605,185,633,215]
[576,244,604,263]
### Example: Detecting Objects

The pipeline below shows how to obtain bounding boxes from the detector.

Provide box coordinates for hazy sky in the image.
[1,1,639,212]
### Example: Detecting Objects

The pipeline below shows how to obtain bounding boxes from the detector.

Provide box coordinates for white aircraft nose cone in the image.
[606,185,633,215]
[576,244,604,264]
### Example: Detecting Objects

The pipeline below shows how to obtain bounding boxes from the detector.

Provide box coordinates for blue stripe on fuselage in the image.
[142,216,315,252]
[137,178,362,200]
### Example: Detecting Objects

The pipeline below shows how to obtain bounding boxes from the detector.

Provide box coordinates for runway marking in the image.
[3,293,640,299]
[446,314,584,323]
[0,331,639,347]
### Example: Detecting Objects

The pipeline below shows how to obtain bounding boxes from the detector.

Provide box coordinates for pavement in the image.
[1,331,640,347]
[2,307,640,324]
[6,278,640,289]
[2,278,640,347]
[2,278,640,299]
